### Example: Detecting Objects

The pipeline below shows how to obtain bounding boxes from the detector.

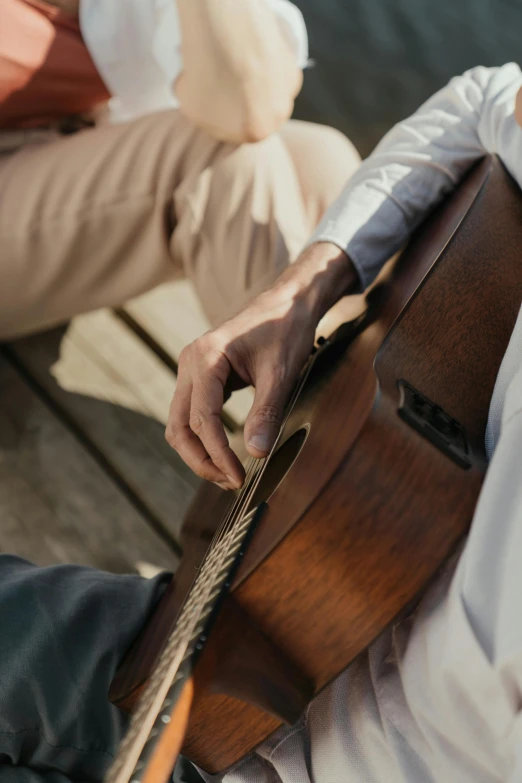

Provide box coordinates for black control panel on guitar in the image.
[397,380,472,470]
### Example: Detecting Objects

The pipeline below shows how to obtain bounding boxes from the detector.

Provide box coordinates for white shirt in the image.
[78,0,309,123]
[204,63,522,783]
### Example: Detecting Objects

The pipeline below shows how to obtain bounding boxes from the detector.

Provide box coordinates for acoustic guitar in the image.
[106,155,522,783]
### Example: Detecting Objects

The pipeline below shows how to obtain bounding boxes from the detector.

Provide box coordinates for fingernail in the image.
[214,481,230,491]
[226,474,241,489]
[248,434,271,454]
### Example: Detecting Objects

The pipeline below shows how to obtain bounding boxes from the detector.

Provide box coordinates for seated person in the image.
[0,0,358,338]
[3,62,522,782]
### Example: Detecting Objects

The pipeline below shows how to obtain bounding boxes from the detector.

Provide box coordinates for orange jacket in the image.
[0,0,109,128]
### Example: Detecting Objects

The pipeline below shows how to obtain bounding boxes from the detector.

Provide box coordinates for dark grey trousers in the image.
[0,555,201,783]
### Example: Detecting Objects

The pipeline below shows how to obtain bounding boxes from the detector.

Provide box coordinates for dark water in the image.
[292,0,521,156]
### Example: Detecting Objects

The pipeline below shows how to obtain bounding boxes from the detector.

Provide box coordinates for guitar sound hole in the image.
[247,427,308,512]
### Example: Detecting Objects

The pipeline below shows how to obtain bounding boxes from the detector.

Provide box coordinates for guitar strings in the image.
[107,460,267,782]
[204,340,316,554]
[106,521,254,783]
[110,506,265,782]
[108,357,316,782]
[213,355,312,545]
[208,456,258,546]
[175,357,312,639]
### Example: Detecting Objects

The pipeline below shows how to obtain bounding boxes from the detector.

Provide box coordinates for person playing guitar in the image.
[2,63,522,783]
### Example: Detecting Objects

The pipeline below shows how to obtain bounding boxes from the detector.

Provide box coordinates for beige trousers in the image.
[0,110,359,339]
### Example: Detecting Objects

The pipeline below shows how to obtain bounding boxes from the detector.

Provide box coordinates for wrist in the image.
[276,242,358,323]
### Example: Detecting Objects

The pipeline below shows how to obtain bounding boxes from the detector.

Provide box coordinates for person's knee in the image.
[278,120,361,229]
[295,121,361,179]
[0,557,170,779]
[199,132,305,241]
[320,124,360,175]
[178,132,308,325]
[216,132,288,188]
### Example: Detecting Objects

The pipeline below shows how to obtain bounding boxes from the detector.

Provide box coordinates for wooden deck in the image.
[0,281,253,575]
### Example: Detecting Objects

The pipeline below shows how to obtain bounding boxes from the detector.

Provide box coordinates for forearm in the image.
[263,242,358,327]
[308,65,522,292]
[176,0,303,142]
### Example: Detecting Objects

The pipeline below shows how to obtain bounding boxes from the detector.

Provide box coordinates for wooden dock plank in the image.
[9,310,200,542]
[0,355,178,573]
[123,281,254,426]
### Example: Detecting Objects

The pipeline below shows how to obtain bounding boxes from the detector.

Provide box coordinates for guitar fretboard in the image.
[105,505,260,783]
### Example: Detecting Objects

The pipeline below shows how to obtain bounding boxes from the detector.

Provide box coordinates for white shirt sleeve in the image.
[79,0,308,124]
[79,0,182,122]
[309,63,522,291]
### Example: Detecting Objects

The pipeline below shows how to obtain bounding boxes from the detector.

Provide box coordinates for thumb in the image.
[244,373,288,457]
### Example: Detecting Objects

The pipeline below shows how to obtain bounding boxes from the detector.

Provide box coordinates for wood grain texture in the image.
[0,353,178,573]
[122,280,254,426]
[114,157,522,774]
[9,310,199,541]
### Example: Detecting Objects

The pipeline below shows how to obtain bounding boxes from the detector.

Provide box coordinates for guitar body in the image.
[111,156,522,775]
